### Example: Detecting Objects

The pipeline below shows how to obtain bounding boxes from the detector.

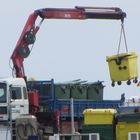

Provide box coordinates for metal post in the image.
[9,85,13,140]
[70,98,75,134]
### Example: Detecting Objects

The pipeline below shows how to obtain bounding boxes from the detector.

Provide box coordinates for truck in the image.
[0,77,28,120]
[0,6,126,140]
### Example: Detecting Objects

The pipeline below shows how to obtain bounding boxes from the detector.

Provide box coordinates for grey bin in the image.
[71,85,87,99]
[87,82,104,100]
[55,84,71,99]
[55,80,104,100]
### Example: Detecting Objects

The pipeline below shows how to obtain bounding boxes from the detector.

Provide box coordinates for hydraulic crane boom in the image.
[11,6,126,80]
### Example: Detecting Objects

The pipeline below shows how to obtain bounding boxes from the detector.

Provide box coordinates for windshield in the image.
[0,83,6,103]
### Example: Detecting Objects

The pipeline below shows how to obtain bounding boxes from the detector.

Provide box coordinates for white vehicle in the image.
[0,77,29,121]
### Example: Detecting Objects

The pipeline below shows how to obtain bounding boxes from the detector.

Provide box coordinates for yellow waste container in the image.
[106,52,138,86]
[116,122,140,140]
[116,113,140,140]
[83,108,116,125]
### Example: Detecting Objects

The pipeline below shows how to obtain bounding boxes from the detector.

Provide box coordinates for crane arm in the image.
[36,7,126,20]
[11,6,126,80]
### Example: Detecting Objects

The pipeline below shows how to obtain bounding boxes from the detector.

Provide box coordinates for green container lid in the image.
[116,112,140,123]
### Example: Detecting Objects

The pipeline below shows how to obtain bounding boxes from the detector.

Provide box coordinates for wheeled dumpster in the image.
[116,113,140,140]
[106,52,138,86]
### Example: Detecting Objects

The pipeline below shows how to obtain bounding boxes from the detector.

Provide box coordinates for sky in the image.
[0,0,140,100]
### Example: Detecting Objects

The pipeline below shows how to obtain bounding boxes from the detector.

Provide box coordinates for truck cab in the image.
[0,77,29,121]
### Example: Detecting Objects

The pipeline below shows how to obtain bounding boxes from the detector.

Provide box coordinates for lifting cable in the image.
[117,22,128,55]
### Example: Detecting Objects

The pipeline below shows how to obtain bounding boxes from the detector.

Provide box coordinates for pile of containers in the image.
[82,108,117,140]
[27,79,122,118]
[55,80,104,100]
[82,108,140,140]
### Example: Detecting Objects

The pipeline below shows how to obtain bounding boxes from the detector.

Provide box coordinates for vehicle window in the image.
[0,83,6,103]
[23,87,27,99]
[11,87,22,99]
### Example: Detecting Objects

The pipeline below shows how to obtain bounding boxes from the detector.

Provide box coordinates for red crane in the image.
[11,6,126,81]
[10,7,126,132]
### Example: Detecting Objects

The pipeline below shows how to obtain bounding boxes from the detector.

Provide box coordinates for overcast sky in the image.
[0,0,140,100]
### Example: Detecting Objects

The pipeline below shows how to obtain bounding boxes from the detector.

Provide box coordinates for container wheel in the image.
[117,81,122,85]
[111,82,115,87]
[127,80,131,85]
[133,78,138,83]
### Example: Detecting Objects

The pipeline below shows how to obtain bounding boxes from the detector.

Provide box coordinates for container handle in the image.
[115,54,131,65]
